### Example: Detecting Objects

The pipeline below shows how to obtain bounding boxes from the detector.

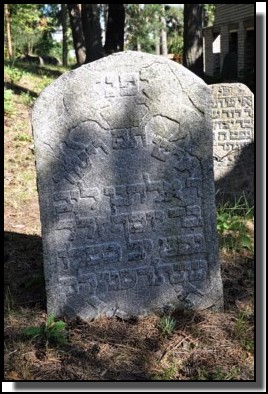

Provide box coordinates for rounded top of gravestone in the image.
[210,82,254,97]
[33,51,209,112]
[32,51,212,161]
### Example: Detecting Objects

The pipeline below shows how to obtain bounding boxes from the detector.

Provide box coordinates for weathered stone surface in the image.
[32,51,223,320]
[211,83,254,203]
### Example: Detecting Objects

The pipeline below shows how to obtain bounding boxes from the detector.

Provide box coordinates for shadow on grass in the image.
[4,231,46,310]
[4,82,39,99]
[8,62,65,78]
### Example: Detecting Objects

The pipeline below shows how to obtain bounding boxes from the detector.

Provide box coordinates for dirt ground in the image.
[4,67,254,381]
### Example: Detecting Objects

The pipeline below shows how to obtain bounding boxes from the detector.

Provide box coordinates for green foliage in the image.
[203,4,215,27]
[234,311,248,336]
[23,315,67,346]
[166,5,183,55]
[4,89,15,116]
[37,75,54,92]
[126,4,184,55]
[20,92,36,107]
[144,4,165,32]
[14,133,32,142]
[196,365,240,380]
[158,315,176,336]
[126,4,177,53]
[6,4,70,60]
[5,65,23,84]
[217,196,254,253]
[167,34,183,56]
[34,31,56,57]
[217,212,241,233]
[23,326,42,337]
[125,4,153,52]
[154,364,177,380]
[234,311,254,352]
[9,4,42,33]
[35,5,72,61]
[45,315,67,345]
[8,4,43,56]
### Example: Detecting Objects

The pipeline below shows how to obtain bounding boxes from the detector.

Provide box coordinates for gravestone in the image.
[211,83,254,203]
[32,51,223,320]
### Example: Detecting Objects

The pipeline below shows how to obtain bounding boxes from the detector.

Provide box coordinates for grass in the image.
[4,287,14,314]
[158,316,176,337]
[36,75,55,91]
[4,89,15,116]
[4,64,24,84]
[20,92,36,107]
[4,63,254,381]
[196,365,241,381]
[14,133,33,142]
[233,310,254,352]
[153,363,177,380]
[217,195,254,253]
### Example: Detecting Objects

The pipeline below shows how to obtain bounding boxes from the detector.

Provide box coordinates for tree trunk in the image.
[102,4,109,46]
[104,4,125,55]
[68,4,86,65]
[62,4,68,66]
[104,4,109,33]
[4,4,13,59]
[155,34,160,55]
[183,4,204,77]
[81,4,103,63]
[160,5,168,56]
[136,4,141,52]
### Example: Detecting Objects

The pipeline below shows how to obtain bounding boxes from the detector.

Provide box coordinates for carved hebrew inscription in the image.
[212,84,253,170]
[211,83,254,201]
[32,52,222,319]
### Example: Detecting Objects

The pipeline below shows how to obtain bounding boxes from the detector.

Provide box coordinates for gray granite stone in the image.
[32,51,223,320]
[211,83,254,204]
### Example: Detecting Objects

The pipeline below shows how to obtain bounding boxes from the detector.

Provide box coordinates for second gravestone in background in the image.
[211,83,254,204]
[32,52,223,320]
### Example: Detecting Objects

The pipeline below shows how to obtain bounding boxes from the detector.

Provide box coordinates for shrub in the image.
[23,315,67,346]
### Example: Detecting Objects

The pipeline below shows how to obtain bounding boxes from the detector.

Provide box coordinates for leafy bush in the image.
[23,315,67,346]
[217,196,254,252]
